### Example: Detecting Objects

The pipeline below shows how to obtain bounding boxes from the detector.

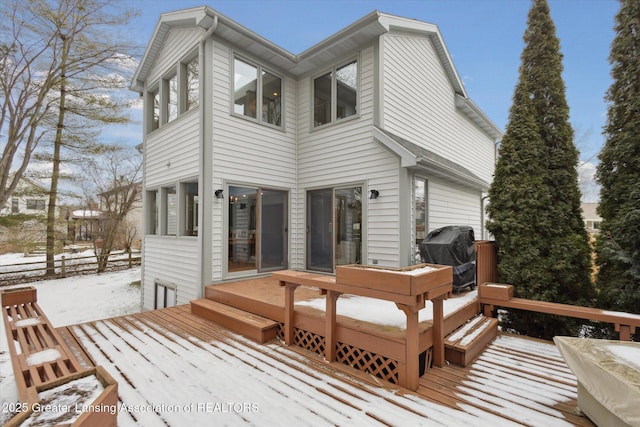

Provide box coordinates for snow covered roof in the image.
[72,209,102,218]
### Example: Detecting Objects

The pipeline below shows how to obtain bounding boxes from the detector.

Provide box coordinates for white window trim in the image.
[145,48,200,134]
[311,55,360,131]
[230,54,284,129]
[154,279,177,309]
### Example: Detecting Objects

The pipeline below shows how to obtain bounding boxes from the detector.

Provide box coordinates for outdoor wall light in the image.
[369,190,379,200]
[215,189,224,199]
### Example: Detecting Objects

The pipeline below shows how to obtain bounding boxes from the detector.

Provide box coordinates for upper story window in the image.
[314,59,358,127]
[233,57,282,127]
[150,86,160,132]
[164,72,178,123]
[184,56,199,112]
[146,49,199,134]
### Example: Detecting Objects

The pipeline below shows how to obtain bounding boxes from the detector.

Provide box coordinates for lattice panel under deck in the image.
[294,328,325,355]
[336,341,399,384]
[276,323,285,340]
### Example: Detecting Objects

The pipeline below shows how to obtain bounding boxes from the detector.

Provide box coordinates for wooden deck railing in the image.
[478,283,640,340]
[272,265,453,391]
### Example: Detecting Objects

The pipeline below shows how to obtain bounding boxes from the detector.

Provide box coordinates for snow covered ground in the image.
[0,252,142,424]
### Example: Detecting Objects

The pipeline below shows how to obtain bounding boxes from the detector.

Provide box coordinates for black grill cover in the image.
[419,225,476,292]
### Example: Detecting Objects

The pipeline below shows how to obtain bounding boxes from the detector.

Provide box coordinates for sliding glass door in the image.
[259,189,288,271]
[228,186,287,274]
[307,186,362,272]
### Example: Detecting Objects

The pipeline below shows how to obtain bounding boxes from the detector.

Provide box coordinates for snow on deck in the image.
[296,290,479,328]
[66,307,588,427]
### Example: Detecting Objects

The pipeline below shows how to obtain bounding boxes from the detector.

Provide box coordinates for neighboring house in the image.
[581,202,601,234]
[131,7,502,310]
[64,208,103,243]
[1,176,51,216]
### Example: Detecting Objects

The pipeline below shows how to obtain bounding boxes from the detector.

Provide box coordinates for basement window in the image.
[154,280,177,309]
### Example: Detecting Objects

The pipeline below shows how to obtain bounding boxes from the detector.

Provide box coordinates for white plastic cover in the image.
[554,336,640,426]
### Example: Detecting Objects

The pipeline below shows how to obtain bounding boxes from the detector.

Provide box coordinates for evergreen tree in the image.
[486,0,594,340]
[596,0,640,324]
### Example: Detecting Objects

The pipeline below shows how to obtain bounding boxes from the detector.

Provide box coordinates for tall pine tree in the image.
[596,0,640,325]
[487,0,594,340]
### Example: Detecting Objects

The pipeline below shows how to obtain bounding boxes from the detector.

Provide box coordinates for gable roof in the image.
[131,7,502,140]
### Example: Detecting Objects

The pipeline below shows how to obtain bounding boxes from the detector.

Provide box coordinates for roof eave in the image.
[131,7,217,93]
[455,95,503,141]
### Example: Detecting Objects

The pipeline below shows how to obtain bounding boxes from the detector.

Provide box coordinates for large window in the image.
[163,186,177,236]
[150,86,160,132]
[233,57,282,127]
[184,56,199,112]
[146,50,200,134]
[146,190,158,235]
[149,181,198,237]
[165,72,178,123]
[313,59,358,127]
[184,182,198,236]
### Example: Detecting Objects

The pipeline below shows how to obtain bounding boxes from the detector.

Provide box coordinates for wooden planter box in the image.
[6,366,118,427]
[335,263,452,296]
[1,287,37,307]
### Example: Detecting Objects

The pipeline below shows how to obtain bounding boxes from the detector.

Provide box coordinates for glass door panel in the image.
[228,186,257,273]
[307,189,333,272]
[259,189,287,271]
[335,187,362,266]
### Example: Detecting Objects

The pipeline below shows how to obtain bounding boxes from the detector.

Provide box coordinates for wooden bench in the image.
[2,286,118,427]
[444,315,498,367]
[191,298,279,343]
[2,287,85,401]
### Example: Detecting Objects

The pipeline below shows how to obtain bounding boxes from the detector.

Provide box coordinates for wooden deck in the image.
[55,301,595,426]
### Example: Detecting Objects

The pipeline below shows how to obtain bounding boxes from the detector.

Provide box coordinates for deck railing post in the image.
[61,255,66,278]
[325,290,342,362]
[396,303,423,391]
[616,324,632,341]
[282,281,298,345]
[432,297,445,368]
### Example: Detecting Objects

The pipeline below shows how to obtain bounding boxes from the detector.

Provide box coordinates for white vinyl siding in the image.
[142,236,199,309]
[296,46,401,267]
[145,112,199,187]
[210,42,297,279]
[381,33,495,184]
[141,27,203,310]
[428,178,482,235]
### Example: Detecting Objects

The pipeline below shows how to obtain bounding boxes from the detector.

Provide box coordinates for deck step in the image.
[444,315,498,367]
[190,298,279,344]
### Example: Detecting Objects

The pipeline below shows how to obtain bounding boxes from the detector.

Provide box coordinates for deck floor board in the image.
[52,285,596,427]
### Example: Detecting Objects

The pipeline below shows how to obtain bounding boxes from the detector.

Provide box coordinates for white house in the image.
[0,176,51,216]
[131,7,502,310]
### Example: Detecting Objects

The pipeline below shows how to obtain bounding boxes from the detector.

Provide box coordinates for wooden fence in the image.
[0,252,141,286]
